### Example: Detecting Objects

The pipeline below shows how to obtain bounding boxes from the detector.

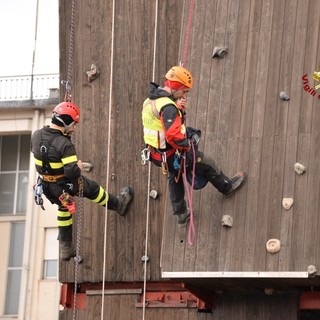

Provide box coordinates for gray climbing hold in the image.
[280,91,290,101]
[212,47,228,58]
[294,163,306,175]
[221,215,234,227]
[307,265,317,276]
[149,190,158,199]
[86,64,100,82]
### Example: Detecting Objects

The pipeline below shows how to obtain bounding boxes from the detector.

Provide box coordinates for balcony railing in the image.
[0,74,60,101]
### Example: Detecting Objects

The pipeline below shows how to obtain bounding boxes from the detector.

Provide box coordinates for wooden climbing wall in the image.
[59,0,320,299]
[59,0,184,283]
[161,0,320,277]
[58,0,320,319]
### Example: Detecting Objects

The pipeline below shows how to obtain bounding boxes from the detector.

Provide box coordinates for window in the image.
[4,222,25,315]
[43,228,59,279]
[0,134,30,215]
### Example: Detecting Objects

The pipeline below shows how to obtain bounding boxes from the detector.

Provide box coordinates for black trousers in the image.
[151,149,231,215]
[42,175,118,241]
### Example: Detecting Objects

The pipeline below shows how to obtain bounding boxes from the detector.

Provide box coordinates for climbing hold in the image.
[307,265,317,276]
[294,163,306,175]
[82,162,93,173]
[86,64,100,82]
[264,288,274,295]
[221,215,234,227]
[282,198,293,210]
[149,190,158,199]
[266,239,281,253]
[279,91,290,101]
[212,47,228,58]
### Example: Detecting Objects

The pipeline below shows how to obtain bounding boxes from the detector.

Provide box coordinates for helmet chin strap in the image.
[54,114,76,134]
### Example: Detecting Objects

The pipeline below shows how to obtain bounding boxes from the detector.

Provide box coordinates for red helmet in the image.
[53,102,80,123]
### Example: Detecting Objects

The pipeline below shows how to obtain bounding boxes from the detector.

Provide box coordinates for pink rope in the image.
[183,142,196,245]
[182,0,196,67]
[181,0,196,245]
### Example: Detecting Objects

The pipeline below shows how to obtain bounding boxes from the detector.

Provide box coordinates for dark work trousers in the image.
[41,175,119,241]
[151,149,232,215]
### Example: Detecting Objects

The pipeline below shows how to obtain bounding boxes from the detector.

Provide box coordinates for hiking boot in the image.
[116,186,133,216]
[59,241,76,261]
[223,171,247,197]
[177,209,190,227]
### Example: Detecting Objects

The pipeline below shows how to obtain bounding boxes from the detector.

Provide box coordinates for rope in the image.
[60,1,81,319]
[142,1,159,319]
[30,0,39,100]
[101,0,116,317]
[183,143,196,245]
[64,0,76,102]
[72,178,84,320]
[181,0,196,67]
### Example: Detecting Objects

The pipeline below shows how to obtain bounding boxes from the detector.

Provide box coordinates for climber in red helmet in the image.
[31,101,133,261]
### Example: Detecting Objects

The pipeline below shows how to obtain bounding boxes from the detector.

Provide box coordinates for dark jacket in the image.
[30,126,81,182]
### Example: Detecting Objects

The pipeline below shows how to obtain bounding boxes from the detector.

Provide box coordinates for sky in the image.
[0,0,59,76]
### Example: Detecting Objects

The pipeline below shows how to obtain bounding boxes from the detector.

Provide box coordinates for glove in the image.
[186,127,201,146]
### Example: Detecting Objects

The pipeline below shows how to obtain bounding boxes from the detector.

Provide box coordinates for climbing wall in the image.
[59,0,183,283]
[161,0,320,276]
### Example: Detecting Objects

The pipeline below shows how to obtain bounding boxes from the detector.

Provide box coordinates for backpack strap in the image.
[39,131,60,174]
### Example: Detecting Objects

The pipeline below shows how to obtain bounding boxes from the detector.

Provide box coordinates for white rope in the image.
[101,0,116,317]
[142,1,159,319]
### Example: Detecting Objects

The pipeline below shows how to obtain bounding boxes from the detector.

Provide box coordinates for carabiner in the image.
[141,148,150,165]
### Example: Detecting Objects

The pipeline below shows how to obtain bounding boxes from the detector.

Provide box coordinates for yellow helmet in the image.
[165,66,193,88]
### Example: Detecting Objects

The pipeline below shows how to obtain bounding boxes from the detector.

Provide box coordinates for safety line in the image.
[101,0,116,317]
[30,0,39,100]
[182,0,196,67]
[181,0,196,245]
[142,1,159,319]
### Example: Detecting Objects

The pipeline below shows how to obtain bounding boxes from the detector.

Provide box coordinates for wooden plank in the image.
[250,0,274,138]
[228,0,251,138]
[290,134,310,270]
[265,136,286,271]
[252,137,274,271]
[278,135,298,271]
[238,0,263,139]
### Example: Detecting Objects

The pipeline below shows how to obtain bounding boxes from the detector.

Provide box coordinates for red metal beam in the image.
[300,291,320,310]
[60,281,214,311]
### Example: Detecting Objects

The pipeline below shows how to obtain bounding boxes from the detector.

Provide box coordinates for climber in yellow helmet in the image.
[142,66,247,226]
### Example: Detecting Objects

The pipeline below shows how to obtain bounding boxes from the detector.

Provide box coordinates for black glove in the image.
[186,127,201,146]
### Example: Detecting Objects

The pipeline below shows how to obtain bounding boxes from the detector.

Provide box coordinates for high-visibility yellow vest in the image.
[142,97,184,149]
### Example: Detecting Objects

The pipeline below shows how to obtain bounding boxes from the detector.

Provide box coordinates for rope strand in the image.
[142,2,159,319]
[101,0,116,318]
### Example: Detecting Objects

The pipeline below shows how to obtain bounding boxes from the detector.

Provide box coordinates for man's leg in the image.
[167,170,190,226]
[81,176,133,215]
[57,206,76,261]
[195,153,246,195]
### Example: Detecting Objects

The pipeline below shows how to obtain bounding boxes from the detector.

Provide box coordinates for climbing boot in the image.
[116,186,133,216]
[177,209,190,227]
[223,171,247,197]
[59,241,76,261]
